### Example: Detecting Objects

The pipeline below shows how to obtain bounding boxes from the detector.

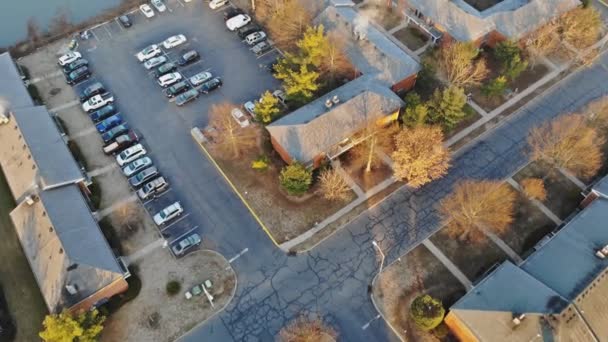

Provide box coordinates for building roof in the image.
[10,185,124,312]
[407,0,580,41]
[315,5,420,86]
[591,174,608,197]
[267,76,403,163]
[12,106,83,190]
[0,52,33,109]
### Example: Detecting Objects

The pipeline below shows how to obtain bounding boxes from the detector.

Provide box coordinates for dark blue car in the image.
[96,114,123,133]
[89,104,117,123]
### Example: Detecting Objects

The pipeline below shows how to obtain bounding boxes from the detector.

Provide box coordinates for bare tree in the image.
[528,113,605,179]
[318,168,351,201]
[262,0,312,51]
[520,178,547,201]
[113,201,139,231]
[278,314,337,342]
[208,102,259,159]
[439,180,517,243]
[49,7,72,36]
[584,96,608,131]
[523,22,560,65]
[560,7,602,50]
[319,31,356,85]
[436,42,489,88]
[391,125,450,188]
[26,18,41,44]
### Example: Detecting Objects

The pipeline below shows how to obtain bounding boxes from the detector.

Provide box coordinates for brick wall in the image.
[391,73,418,94]
[68,277,128,314]
[270,136,293,165]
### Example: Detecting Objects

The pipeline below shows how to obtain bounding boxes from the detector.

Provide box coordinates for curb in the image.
[370,272,406,342]
[190,128,280,248]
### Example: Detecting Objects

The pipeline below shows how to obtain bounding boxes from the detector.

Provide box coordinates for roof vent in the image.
[25,196,35,206]
[325,99,334,109]
[512,313,526,325]
[595,245,608,258]
[65,284,78,295]
[332,95,340,104]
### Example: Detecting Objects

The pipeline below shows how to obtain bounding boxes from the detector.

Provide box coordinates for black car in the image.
[66,66,91,85]
[63,59,89,74]
[177,50,200,66]
[199,77,222,94]
[153,62,177,78]
[223,7,244,21]
[89,104,118,122]
[79,82,106,102]
[118,15,132,28]
[164,81,191,98]
[237,24,261,39]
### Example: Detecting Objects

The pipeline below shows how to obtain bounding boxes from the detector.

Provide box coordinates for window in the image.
[27,154,31,160]
[59,248,63,254]
[32,164,36,170]
[49,226,53,232]
[42,211,46,216]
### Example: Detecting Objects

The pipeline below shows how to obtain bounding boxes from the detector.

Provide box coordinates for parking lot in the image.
[73,0,280,256]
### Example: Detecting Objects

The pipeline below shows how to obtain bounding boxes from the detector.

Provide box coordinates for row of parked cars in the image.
[221,6,274,56]
[136,34,223,106]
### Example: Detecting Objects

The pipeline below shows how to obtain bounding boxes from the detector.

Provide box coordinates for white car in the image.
[136,44,161,62]
[231,108,250,128]
[245,31,267,46]
[58,51,82,66]
[143,56,167,70]
[188,71,213,86]
[162,34,187,49]
[140,4,155,18]
[157,72,182,87]
[153,202,184,226]
[226,14,251,31]
[122,157,153,177]
[116,144,147,166]
[209,0,229,9]
[151,0,167,12]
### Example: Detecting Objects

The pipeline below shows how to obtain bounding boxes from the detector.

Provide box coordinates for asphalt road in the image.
[74,1,608,341]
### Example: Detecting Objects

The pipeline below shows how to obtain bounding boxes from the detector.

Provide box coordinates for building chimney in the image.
[332,95,340,104]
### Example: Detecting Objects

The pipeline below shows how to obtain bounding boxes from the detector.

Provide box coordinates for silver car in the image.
[122,157,153,177]
[129,166,159,188]
[188,71,213,86]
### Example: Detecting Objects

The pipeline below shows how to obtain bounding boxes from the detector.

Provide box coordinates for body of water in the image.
[0,0,123,47]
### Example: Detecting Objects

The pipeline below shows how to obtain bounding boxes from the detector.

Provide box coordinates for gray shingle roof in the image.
[407,0,580,41]
[12,106,84,189]
[592,174,608,197]
[0,52,33,109]
[267,76,403,163]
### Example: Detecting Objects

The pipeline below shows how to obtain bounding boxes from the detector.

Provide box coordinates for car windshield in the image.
[144,46,154,54]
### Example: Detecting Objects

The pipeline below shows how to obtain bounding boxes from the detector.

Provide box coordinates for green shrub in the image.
[99,218,123,255]
[166,281,181,296]
[27,84,43,104]
[67,140,88,169]
[251,155,270,171]
[279,163,312,196]
[481,76,507,99]
[88,180,102,210]
[102,267,142,314]
[432,322,450,339]
[409,294,445,331]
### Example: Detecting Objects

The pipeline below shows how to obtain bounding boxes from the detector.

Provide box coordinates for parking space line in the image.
[176,0,185,7]
[48,100,80,113]
[160,212,191,232]
[169,226,198,244]
[90,29,100,42]
[142,188,173,205]
[256,49,276,59]
[114,18,125,31]
[103,24,113,38]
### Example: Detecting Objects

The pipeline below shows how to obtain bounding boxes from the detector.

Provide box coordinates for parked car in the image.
[153,201,183,225]
[83,93,114,112]
[89,104,118,123]
[251,41,272,56]
[103,131,139,155]
[188,71,213,86]
[157,72,182,87]
[231,108,250,127]
[209,0,229,9]
[245,31,266,46]
[95,113,123,133]
[172,233,201,256]
[143,55,167,70]
[164,81,191,98]
[136,44,161,62]
[78,82,106,102]
[226,14,251,31]
[137,176,169,200]
[129,166,159,188]
[118,15,132,28]
[153,62,177,78]
[102,124,129,143]
[116,144,147,166]
[162,34,187,49]
[122,156,153,177]
[177,50,199,66]
[223,7,244,21]
[151,0,167,12]
[199,77,222,94]
[237,24,261,39]
[140,4,155,18]
[65,66,91,85]
[273,89,287,103]
[243,100,256,117]
[63,59,88,74]
[175,89,199,106]
[58,51,81,66]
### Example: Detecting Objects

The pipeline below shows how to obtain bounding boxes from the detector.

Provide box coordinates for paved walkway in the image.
[28,70,63,84]
[124,238,165,264]
[558,167,587,190]
[506,177,563,225]
[48,99,80,113]
[422,239,472,290]
[94,193,138,220]
[87,162,118,177]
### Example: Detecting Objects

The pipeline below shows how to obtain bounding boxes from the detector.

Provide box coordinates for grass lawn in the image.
[502,193,556,256]
[393,26,429,51]
[0,169,48,341]
[512,161,583,220]
[430,226,509,281]
[373,244,465,341]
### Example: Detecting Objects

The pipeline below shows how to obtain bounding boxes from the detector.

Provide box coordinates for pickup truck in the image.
[83,93,114,113]
[103,131,139,155]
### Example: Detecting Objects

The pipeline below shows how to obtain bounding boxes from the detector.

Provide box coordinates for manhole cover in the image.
[49,88,61,96]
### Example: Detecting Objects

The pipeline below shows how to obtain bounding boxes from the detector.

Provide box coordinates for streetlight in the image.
[372,240,385,275]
